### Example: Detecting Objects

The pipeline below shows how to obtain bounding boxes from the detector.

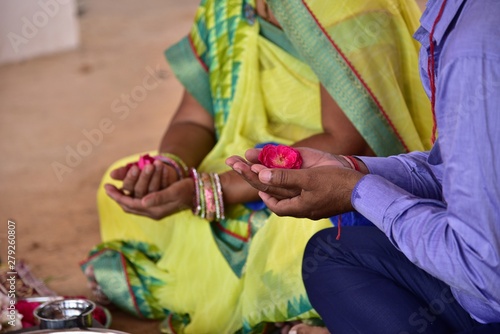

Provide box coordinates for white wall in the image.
[0,0,80,65]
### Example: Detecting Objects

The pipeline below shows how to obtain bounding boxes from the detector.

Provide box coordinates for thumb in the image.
[142,188,172,208]
[143,178,193,208]
[244,148,262,163]
[110,165,133,180]
[142,192,160,208]
[258,168,304,188]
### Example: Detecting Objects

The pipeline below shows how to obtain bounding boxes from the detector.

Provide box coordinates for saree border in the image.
[80,248,144,318]
[164,36,214,116]
[257,17,303,61]
[269,0,409,156]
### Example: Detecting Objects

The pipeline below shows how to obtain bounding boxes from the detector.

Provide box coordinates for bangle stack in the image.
[155,153,189,180]
[189,168,225,222]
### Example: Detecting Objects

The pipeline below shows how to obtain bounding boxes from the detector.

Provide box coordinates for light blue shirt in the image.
[352,0,500,323]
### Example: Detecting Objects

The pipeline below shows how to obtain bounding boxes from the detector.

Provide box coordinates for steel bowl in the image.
[33,298,96,329]
[18,329,130,334]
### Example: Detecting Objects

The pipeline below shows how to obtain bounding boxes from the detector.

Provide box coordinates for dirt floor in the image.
[0,1,427,333]
[0,0,198,332]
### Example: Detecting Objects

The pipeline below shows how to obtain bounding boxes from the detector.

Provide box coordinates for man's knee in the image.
[302,228,342,281]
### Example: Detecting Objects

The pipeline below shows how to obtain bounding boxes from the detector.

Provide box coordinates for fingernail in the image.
[144,165,153,174]
[143,197,154,207]
[130,166,138,177]
[260,170,272,182]
[104,187,114,198]
[289,331,297,334]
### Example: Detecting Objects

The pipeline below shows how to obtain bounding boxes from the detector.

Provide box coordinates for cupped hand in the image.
[226,147,361,220]
[226,147,348,200]
[104,177,194,220]
[243,147,347,169]
[110,160,179,199]
[257,166,362,219]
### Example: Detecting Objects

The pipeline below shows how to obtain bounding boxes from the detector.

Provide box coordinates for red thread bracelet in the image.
[345,156,360,172]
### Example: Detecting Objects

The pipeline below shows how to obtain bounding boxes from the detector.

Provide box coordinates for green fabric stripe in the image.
[83,241,168,319]
[164,37,214,116]
[268,0,406,156]
[257,17,303,61]
[82,250,144,317]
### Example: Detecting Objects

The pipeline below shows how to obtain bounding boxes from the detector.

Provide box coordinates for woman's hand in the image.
[226,147,363,219]
[104,177,194,220]
[109,159,179,199]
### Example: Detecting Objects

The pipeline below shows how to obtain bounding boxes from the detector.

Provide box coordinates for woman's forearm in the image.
[219,170,261,205]
[159,121,215,168]
[158,90,216,168]
[293,132,375,157]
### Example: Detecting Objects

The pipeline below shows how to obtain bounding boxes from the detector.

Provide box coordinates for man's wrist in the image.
[339,155,369,174]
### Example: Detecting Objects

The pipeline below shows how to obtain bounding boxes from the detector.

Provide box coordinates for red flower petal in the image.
[258,144,302,169]
[137,154,156,170]
[125,154,156,171]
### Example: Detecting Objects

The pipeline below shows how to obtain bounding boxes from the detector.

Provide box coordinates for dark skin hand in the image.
[104,91,216,220]
[110,160,177,199]
[226,147,368,220]
[105,81,374,220]
[104,177,195,220]
[105,2,375,220]
[108,90,215,201]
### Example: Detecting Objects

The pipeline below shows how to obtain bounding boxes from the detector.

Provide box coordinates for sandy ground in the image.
[0,0,198,332]
[0,1,427,333]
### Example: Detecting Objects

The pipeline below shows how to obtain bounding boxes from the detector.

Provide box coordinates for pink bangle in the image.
[211,173,225,221]
[156,153,188,178]
[189,168,225,222]
[201,172,216,222]
[189,168,201,216]
[155,156,184,180]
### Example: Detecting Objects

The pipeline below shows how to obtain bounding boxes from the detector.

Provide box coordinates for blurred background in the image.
[0,0,427,332]
[0,0,198,332]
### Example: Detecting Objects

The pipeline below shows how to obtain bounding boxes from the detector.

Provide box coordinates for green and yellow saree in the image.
[81,0,432,333]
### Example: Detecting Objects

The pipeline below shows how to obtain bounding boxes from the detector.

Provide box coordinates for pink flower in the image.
[258,144,303,169]
[126,154,156,171]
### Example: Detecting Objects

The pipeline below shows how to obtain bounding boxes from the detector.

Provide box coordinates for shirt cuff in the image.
[357,156,408,178]
[357,156,417,191]
[351,174,407,232]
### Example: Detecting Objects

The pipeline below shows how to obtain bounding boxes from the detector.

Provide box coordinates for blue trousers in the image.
[302,227,500,334]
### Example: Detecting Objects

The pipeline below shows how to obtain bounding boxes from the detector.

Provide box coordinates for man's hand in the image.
[226,147,364,219]
[226,147,348,199]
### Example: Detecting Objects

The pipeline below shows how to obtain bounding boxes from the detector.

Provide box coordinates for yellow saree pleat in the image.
[95,24,330,333]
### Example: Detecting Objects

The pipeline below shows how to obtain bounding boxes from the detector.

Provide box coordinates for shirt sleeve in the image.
[352,55,500,322]
[358,152,442,200]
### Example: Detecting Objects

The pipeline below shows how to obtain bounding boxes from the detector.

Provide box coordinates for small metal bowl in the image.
[22,329,130,334]
[34,298,96,329]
